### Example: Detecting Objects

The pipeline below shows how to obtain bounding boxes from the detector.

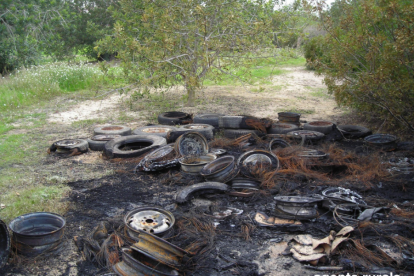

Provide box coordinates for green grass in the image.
[308,87,332,99]
[0,62,125,113]
[203,54,305,86]
[0,184,70,223]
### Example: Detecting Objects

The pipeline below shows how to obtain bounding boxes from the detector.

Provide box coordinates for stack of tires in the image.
[219,116,267,139]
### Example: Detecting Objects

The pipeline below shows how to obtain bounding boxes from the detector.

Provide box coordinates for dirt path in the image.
[47,66,346,127]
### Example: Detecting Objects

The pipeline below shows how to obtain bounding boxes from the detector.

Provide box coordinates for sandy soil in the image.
[47,66,347,127]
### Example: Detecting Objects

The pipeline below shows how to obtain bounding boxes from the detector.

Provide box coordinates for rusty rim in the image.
[124,207,175,238]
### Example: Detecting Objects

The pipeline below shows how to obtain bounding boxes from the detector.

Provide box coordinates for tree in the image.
[46,0,118,61]
[306,0,414,132]
[0,0,65,74]
[99,0,274,106]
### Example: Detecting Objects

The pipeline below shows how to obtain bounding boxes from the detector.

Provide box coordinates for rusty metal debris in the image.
[254,212,304,231]
[130,229,190,270]
[176,182,229,203]
[231,177,260,191]
[237,150,279,178]
[9,212,66,257]
[298,149,327,160]
[124,207,175,239]
[269,138,291,151]
[388,157,414,174]
[175,132,208,156]
[278,112,301,126]
[113,248,179,276]
[364,134,398,150]
[0,218,10,268]
[200,156,236,182]
[136,145,179,172]
[274,195,323,220]
[179,154,216,174]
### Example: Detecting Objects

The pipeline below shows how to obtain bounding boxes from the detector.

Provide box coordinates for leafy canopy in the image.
[99,0,275,106]
[306,0,414,132]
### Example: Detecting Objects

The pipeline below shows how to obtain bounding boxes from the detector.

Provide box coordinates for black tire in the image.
[303,121,334,134]
[193,113,224,127]
[268,123,300,134]
[52,139,89,154]
[87,135,121,151]
[157,111,192,125]
[104,135,167,159]
[176,182,229,203]
[223,129,262,139]
[94,125,131,136]
[337,125,372,139]
[219,116,243,129]
[286,130,325,141]
[0,218,10,268]
[132,125,178,139]
[87,139,107,151]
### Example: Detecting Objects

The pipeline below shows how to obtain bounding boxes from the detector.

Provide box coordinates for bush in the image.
[312,0,414,132]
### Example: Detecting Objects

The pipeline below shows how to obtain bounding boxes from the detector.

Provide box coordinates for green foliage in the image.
[303,35,330,70]
[99,0,275,106]
[0,62,123,112]
[46,0,118,61]
[0,0,65,74]
[309,0,414,131]
[271,1,313,48]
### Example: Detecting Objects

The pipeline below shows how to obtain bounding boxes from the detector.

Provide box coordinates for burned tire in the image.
[337,125,372,139]
[193,113,224,127]
[87,135,121,151]
[268,123,299,134]
[94,125,131,136]
[219,116,243,129]
[303,121,334,135]
[132,125,178,139]
[157,111,192,125]
[50,139,89,154]
[176,182,229,203]
[223,129,262,139]
[104,135,167,159]
[0,218,10,268]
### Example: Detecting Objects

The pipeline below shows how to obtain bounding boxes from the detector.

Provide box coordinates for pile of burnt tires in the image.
[48,110,378,159]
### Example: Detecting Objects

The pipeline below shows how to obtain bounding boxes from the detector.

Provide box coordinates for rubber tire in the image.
[219,116,244,129]
[94,125,131,136]
[177,124,214,140]
[337,125,372,139]
[52,139,89,153]
[303,121,334,135]
[104,135,167,159]
[268,123,300,134]
[193,113,224,127]
[87,139,108,151]
[132,125,178,139]
[157,111,192,125]
[0,218,10,268]
[176,182,229,203]
[223,129,262,139]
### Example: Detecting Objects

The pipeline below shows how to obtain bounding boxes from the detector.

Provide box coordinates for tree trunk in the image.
[186,85,196,107]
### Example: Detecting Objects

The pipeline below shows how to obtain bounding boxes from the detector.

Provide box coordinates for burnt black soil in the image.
[2,139,414,276]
